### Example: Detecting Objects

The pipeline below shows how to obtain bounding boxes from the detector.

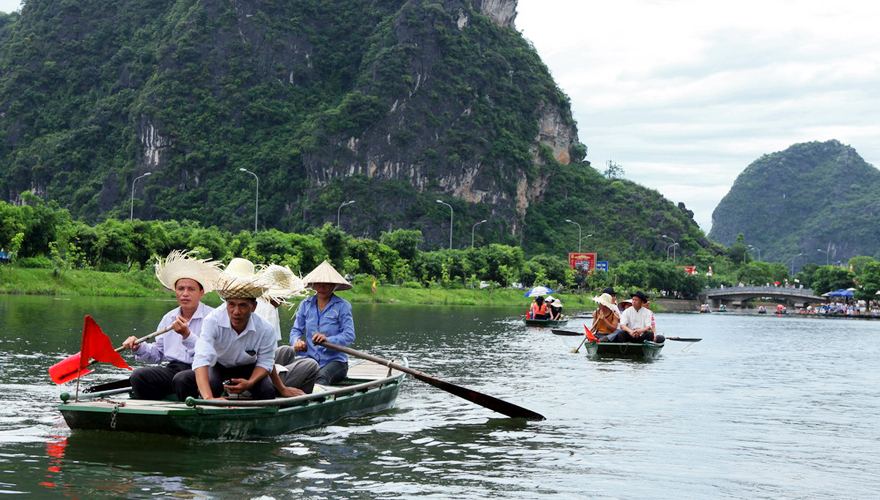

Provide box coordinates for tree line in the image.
[2,195,878,300]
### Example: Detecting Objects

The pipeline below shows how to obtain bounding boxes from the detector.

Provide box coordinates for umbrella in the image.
[824,289,853,297]
[524,286,555,297]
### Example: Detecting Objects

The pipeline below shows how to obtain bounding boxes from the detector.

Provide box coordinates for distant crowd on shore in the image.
[798,300,880,316]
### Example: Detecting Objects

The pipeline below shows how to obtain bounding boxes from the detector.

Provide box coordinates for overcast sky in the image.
[3,1,879,231]
[516,0,880,231]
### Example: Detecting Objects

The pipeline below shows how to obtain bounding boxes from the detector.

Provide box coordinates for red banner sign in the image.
[569,252,596,274]
[677,265,697,276]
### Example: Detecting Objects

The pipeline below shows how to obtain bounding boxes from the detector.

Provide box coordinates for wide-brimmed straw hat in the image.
[546,295,563,307]
[261,264,307,303]
[214,257,267,300]
[155,250,222,293]
[302,260,352,291]
[592,293,618,315]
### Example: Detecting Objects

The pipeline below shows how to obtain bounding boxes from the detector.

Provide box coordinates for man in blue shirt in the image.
[289,261,356,385]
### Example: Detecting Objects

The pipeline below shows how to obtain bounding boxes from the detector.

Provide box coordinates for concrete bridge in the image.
[702,286,827,309]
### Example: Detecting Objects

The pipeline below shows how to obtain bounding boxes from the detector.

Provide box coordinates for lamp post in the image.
[789,253,803,276]
[565,219,582,252]
[238,168,259,232]
[580,234,593,250]
[666,242,679,262]
[749,245,761,261]
[130,172,151,221]
[661,234,678,263]
[337,200,355,228]
[816,248,829,266]
[436,200,453,249]
[471,219,487,248]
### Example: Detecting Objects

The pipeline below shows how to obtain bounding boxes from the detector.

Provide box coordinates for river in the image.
[1,295,878,499]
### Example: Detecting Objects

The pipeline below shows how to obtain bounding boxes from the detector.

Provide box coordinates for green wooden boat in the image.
[523,317,566,327]
[58,361,406,439]
[583,340,664,360]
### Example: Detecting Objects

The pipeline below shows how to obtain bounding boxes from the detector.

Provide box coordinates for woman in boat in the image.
[590,293,619,338]
[545,296,563,320]
[288,260,356,386]
[529,296,550,320]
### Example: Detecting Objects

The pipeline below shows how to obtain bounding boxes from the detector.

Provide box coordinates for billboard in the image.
[569,252,596,274]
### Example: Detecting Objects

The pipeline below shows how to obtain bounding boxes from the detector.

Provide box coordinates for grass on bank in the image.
[0,266,599,310]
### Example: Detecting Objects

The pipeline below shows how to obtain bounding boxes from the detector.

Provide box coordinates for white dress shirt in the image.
[619,306,654,331]
[135,302,213,364]
[192,306,277,373]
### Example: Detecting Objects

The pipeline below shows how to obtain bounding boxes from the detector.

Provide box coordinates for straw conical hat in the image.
[302,260,352,291]
[261,264,308,303]
[155,250,222,293]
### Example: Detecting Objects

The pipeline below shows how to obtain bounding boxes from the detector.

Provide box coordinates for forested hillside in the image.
[710,140,880,264]
[0,0,711,259]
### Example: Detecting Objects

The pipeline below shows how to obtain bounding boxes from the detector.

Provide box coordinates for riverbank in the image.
[0,267,598,310]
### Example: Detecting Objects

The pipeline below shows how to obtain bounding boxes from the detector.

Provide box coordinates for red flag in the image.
[584,324,597,342]
[48,316,130,384]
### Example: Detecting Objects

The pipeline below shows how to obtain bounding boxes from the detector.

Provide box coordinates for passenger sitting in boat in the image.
[529,296,550,320]
[290,260,356,386]
[174,266,282,401]
[590,293,619,337]
[600,291,664,343]
[545,296,563,320]
[122,250,221,400]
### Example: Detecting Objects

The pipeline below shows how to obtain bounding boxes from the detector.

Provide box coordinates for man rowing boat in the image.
[122,251,221,400]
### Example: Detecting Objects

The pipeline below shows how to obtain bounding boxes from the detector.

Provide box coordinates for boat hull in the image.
[523,318,565,327]
[59,364,405,439]
[584,341,664,360]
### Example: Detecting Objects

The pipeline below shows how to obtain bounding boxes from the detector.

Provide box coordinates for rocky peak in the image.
[473,0,517,29]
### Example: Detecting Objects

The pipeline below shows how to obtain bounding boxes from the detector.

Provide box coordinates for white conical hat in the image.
[302,260,352,291]
[155,250,222,293]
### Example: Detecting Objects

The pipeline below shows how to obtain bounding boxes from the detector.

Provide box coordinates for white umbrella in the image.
[524,286,555,297]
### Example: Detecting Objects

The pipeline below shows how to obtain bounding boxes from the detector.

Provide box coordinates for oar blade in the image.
[408,370,545,421]
[666,337,701,342]
[321,341,545,421]
[48,353,93,384]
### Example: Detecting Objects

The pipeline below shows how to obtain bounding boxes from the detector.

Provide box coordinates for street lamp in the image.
[580,234,593,250]
[130,172,151,221]
[436,200,453,249]
[789,253,804,275]
[337,200,355,228]
[816,248,829,266]
[661,234,678,263]
[565,219,582,252]
[471,219,487,248]
[239,168,259,232]
[666,242,679,262]
[749,245,761,261]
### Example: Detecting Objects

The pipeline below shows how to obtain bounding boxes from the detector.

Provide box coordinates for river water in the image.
[0,295,877,499]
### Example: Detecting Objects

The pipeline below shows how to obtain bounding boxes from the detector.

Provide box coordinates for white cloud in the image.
[517,0,880,231]
[0,1,20,13]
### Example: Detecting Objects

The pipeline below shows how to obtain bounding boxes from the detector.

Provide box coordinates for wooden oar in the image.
[49,326,173,384]
[665,336,701,342]
[320,341,545,421]
[551,329,581,336]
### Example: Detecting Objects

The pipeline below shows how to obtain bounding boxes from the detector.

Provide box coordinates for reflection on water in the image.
[1,295,879,499]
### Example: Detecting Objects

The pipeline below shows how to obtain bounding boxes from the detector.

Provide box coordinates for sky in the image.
[3,1,880,231]
[515,0,880,231]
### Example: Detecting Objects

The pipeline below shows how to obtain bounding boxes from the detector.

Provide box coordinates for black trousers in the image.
[130,360,191,400]
[173,363,275,400]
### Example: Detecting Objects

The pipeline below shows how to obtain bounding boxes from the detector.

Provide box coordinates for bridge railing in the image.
[705,285,818,297]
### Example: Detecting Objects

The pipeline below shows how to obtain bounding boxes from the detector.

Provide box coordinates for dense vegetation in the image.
[4,197,878,301]
[0,0,708,259]
[710,140,880,266]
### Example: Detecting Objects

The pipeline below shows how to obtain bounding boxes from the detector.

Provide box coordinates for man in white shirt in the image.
[601,291,665,343]
[122,251,220,400]
[173,269,280,400]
